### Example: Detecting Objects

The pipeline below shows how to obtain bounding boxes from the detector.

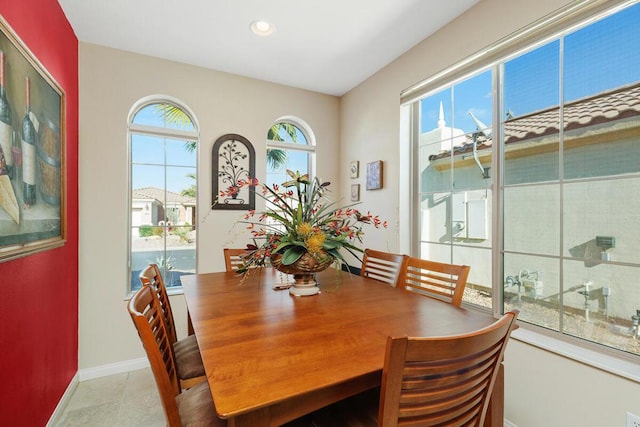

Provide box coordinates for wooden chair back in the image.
[224,248,248,272]
[139,263,177,344]
[378,310,519,427]
[398,257,470,307]
[128,285,182,426]
[360,249,408,287]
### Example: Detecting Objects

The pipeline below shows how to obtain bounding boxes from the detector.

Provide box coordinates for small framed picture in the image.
[349,161,359,178]
[366,160,383,190]
[350,184,360,202]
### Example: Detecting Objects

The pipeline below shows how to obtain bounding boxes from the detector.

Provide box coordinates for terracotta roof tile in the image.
[429,83,640,161]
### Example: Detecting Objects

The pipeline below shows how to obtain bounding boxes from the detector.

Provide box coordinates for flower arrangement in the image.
[221,170,387,274]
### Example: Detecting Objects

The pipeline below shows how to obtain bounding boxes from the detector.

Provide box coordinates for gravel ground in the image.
[464,288,640,356]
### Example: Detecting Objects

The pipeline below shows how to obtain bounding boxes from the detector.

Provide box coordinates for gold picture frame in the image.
[0,16,66,262]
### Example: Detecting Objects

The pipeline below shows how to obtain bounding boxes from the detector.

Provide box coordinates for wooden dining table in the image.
[181,267,505,427]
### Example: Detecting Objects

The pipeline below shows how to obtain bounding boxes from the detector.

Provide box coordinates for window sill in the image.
[511,327,640,384]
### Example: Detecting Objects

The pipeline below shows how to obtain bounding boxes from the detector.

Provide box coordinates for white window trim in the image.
[400,0,640,382]
[126,95,199,295]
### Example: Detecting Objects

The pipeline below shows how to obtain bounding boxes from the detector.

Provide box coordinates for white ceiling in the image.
[57,0,479,96]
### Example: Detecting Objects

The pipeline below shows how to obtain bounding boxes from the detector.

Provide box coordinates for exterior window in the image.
[128,101,198,292]
[411,2,640,358]
[266,119,315,187]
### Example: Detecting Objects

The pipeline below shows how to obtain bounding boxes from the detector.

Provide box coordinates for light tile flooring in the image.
[54,368,166,427]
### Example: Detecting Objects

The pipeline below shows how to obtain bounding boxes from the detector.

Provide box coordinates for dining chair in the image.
[286,310,519,427]
[397,256,471,307]
[223,248,248,272]
[360,248,408,287]
[139,263,205,389]
[128,285,224,427]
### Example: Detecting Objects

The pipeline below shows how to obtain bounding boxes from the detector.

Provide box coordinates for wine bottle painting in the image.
[0,16,65,262]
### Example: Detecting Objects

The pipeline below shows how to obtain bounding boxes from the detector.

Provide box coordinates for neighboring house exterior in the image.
[131,187,196,227]
[419,83,640,322]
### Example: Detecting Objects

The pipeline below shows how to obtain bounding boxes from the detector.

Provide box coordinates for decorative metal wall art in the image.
[211,133,255,210]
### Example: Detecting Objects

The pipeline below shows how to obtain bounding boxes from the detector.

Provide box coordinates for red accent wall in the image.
[0,0,78,425]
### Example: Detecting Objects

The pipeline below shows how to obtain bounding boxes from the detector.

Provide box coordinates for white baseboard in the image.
[504,419,518,427]
[78,357,150,381]
[46,372,79,427]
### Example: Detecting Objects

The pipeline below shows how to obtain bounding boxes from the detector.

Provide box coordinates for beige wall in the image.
[78,43,339,369]
[341,0,639,425]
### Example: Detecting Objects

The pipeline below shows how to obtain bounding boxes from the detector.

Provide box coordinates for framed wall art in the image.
[350,184,360,202]
[366,160,383,190]
[211,133,256,210]
[0,16,66,262]
[349,160,359,178]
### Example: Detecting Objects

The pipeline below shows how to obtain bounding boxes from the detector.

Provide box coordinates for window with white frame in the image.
[266,118,315,187]
[407,0,640,359]
[128,100,198,292]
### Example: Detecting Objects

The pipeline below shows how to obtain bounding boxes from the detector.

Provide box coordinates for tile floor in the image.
[54,368,166,427]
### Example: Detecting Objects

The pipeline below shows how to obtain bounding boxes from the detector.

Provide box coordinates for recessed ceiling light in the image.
[250,20,275,37]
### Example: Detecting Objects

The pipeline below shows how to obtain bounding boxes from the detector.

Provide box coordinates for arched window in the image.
[128,98,198,292]
[266,117,315,186]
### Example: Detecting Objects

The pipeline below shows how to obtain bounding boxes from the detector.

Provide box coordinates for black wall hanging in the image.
[211,133,255,210]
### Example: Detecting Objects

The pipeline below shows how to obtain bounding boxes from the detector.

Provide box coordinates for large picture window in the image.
[408,1,640,359]
[128,100,198,292]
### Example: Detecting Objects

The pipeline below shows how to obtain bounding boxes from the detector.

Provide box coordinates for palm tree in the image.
[181,173,196,197]
[267,123,298,171]
[153,103,197,152]
[154,103,291,170]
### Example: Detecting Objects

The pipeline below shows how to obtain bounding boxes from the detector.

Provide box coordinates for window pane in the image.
[419,140,451,194]
[562,90,640,180]
[131,225,166,292]
[453,130,492,191]
[564,3,640,103]
[453,246,491,308]
[452,70,492,134]
[131,134,164,165]
[419,192,451,243]
[503,253,560,331]
[503,113,560,185]
[166,138,196,167]
[133,103,195,131]
[564,178,640,265]
[504,185,560,256]
[166,166,196,200]
[165,235,196,287]
[419,241,452,264]
[563,260,640,356]
[132,164,164,194]
[268,123,308,145]
[266,149,309,187]
[504,40,560,118]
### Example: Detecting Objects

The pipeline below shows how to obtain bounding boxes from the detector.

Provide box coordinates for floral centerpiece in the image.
[221,170,387,295]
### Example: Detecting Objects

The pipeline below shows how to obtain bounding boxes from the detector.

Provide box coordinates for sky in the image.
[420,2,640,135]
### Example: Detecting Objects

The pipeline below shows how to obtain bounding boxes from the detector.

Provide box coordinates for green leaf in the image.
[282,246,305,265]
